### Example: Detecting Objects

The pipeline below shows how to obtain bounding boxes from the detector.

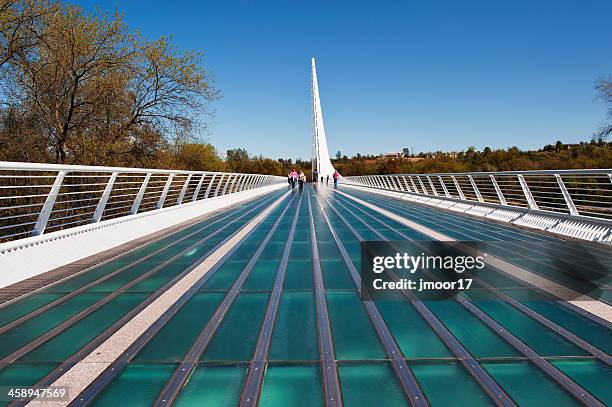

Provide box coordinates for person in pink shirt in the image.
[332,170,340,187]
[289,169,298,189]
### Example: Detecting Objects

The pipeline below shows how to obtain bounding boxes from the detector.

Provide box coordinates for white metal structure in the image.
[311,58,337,180]
[344,169,612,242]
[0,161,284,243]
[0,161,285,287]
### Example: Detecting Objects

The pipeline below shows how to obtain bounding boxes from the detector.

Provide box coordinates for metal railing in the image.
[0,161,285,243]
[344,169,612,222]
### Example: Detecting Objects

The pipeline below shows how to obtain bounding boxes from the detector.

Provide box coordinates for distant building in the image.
[383,152,402,158]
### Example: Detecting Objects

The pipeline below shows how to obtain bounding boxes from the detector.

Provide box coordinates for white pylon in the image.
[311,58,337,180]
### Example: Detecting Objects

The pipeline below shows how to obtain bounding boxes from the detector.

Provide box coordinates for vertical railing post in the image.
[156,174,175,209]
[426,176,438,196]
[402,176,412,193]
[451,176,465,200]
[222,174,234,195]
[409,176,419,194]
[213,174,225,197]
[192,174,206,202]
[517,174,539,210]
[438,176,450,198]
[92,172,118,223]
[176,174,192,205]
[490,175,507,205]
[417,176,429,195]
[204,175,216,198]
[130,173,151,215]
[32,170,66,236]
[468,175,484,202]
[555,174,578,215]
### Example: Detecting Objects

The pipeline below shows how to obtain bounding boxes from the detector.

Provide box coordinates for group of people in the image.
[287,169,307,191]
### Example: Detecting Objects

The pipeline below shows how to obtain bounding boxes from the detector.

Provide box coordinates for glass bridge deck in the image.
[0,185,610,406]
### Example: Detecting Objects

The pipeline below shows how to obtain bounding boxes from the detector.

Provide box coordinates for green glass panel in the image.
[0,363,58,401]
[283,260,313,290]
[290,242,311,260]
[243,260,279,291]
[199,261,248,291]
[22,293,147,362]
[424,300,519,358]
[320,260,354,290]
[471,300,587,356]
[375,295,453,359]
[0,293,63,327]
[175,365,246,407]
[339,363,408,407]
[412,362,493,407]
[135,293,224,362]
[91,364,175,406]
[269,292,318,360]
[505,290,612,354]
[202,292,269,361]
[326,292,385,360]
[259,365,322,407]
[551,359,612,405]
[483,361,580,406]
[0,292,106,359]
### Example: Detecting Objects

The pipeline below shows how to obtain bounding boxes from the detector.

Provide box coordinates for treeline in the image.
[333,140,612,176]
[0,0,217,168]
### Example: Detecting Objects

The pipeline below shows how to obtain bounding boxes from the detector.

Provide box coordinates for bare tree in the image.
[595,76,611,140]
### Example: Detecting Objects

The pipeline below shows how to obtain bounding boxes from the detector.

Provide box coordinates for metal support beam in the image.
[176,174,192,205]
[452,176,466,200]
[192,174,206,202]
[490,175,507,205]
[213,174,225,197]
[517,174,539,210]
[156,174,175,209]
[555,174,578,216]
[438,176,450,198]
[427,176,438,196]
[92,172,118,223]
[468,175,484,202]
[32,171,66,236]
[130,173,151,215]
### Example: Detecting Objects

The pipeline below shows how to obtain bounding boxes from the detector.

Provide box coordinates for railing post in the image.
[409,176,419,194]
[555,174,578,215]
[438,176,450,198]
[451,176,465,200]
[402,177,412,193]
[468,175,484,202]
[130,173,151,214]
[92,172,118,223]
[156,174,175,209]
[417,176,429,195]
[490,175,507,205]
[213,174,225,197]
[204,175,216,198]
[32,170,66,236]
[176,174,192,205]
[517,174,539,210]
[222,174,234,195]
[426,176,438,196]
[390,176,399,190]
[192,174,206,202]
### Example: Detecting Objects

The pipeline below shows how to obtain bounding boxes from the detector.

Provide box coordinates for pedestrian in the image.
[290,169,298,189]
[320,176,323,183]
[333,170,340,188]
[326,175,329,185]
[299,171,306,191]
[313,169,318,183]
[287,173,292,189]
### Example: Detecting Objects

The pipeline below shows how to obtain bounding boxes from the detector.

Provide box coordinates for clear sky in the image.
[76,0,611,160]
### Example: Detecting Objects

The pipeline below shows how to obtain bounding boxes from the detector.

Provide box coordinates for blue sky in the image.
[76,0,611,159]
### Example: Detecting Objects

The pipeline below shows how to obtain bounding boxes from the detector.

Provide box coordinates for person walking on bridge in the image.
[289,169,298,189]
[298,171,306,191]
[333,170,340,188]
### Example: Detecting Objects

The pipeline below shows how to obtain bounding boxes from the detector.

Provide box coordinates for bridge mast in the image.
[311,58,337,179]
